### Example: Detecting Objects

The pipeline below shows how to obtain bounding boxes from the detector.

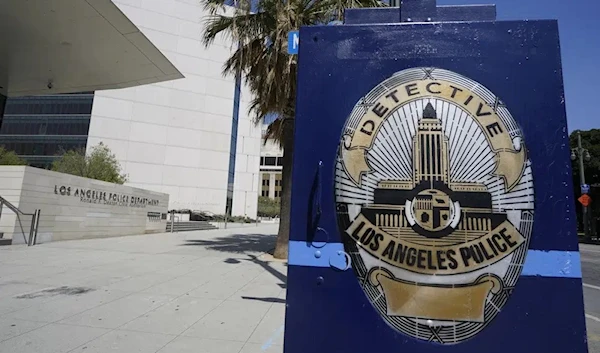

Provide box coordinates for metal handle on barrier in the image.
[315,160,323,220]
[308,161,329,247]
[330,250,352,271]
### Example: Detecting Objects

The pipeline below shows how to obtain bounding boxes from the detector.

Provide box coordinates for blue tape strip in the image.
[288,241,344,268]
[522,250,582,279]
[288,241,582,279]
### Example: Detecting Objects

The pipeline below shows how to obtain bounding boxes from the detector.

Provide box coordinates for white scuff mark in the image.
[586,314,600,323]
[583,283,600,291]
[261,324,284,351]
[561,253,572,276]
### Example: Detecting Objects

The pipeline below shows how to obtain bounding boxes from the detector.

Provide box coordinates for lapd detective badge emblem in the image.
[335,68,534,344]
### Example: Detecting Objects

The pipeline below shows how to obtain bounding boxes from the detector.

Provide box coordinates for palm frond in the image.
[262,117,284,145]
[200,0,386,141]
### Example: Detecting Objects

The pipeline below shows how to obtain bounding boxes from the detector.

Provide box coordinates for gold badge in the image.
[335,67,534,344]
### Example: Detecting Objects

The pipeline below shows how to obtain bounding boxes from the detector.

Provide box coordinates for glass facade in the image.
[0,93,94,168]
[225,70,242,215]
[0,94,6,124]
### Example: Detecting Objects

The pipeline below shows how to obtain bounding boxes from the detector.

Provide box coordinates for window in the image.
[261,174,271,198]
[0,94,94,165]
[260,156,283,167]
[4,96,94,115]
[264,157,276,166]
[32,144,44,155]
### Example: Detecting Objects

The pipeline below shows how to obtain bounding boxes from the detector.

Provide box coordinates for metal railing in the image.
[0,195,41,246]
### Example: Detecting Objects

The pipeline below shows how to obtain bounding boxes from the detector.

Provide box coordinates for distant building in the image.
[259,125,283,201]
[0,0,261,218]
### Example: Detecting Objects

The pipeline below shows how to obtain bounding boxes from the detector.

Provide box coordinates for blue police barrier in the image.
[285,2,588,353]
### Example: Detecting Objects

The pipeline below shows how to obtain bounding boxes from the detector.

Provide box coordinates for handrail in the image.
[0,195,40,246]
[0,195,33,217]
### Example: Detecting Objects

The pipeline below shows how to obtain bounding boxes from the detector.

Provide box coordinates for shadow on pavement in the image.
[239,255,288,304]
[182,233,276,254]
[246,254,287,286]
[182,233,288,302]
[241,296,286,304]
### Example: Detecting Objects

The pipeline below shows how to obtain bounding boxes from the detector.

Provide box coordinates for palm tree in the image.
[202,0,385,259]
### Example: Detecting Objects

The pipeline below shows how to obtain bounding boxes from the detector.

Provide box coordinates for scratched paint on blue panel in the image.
[286,18,587,353]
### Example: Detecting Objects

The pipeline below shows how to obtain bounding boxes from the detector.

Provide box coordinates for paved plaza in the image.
[0,225,285,353]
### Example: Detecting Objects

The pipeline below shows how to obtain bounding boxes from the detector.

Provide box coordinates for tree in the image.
[52,142,128,184]
[0,147,27,166]
[201,0,384,259]
[258,196,281,218]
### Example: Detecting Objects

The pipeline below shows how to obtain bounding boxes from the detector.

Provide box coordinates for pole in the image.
[170,210,175,233]
[578,132,591,240]
[27,210,40,246]
[32,210,40,246]
[28,215,34,246]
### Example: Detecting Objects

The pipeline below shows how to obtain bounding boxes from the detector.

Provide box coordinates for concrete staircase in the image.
[0,234,11,246]
[168,221,218,233]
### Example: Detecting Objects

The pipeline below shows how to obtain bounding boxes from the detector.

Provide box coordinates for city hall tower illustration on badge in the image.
[361,102,511,253]
[335,67,535,344]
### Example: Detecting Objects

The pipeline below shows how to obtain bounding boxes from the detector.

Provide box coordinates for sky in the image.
[263,0,599,130]
[436,0,600,132]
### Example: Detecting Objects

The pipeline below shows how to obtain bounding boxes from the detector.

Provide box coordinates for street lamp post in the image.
[571,131,592,240]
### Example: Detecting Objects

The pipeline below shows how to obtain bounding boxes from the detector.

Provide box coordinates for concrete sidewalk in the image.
[0,225,286,353]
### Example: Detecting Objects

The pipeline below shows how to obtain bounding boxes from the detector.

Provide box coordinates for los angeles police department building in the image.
[0,0,261,218]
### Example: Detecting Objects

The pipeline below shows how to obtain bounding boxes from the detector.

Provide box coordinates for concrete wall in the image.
[0,167,25,243]
[0,166,169,244]
[86,0,261,218]
[232,84,261,218]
